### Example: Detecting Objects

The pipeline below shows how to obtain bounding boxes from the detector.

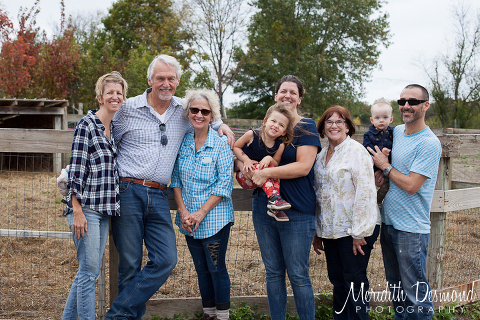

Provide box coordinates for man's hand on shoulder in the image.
[218,123,235,149]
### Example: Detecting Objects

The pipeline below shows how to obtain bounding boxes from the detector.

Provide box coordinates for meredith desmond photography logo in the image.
[336,281,478,315]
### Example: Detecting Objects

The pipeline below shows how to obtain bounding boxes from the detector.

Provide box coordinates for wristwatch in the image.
[383,165,393,177]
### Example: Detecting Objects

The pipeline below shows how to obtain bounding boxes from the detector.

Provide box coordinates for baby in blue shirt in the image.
[363,98,394,208]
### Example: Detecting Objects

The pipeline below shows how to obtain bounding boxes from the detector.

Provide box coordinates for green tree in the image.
[186,0,250,117]
[231,0,390,119]
[102,0,193,61]
[425,4,480,128]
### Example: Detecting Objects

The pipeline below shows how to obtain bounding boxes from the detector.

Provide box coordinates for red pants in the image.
[235,164,280,198]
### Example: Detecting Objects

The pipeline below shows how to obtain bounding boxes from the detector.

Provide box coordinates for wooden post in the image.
[109,222,119,305]
[99,253,106,318]
[54,115,63,173]
[61,103,69,168]
[427,134,458,290]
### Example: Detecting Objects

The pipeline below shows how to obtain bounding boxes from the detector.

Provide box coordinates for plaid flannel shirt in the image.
[63,110,120,216]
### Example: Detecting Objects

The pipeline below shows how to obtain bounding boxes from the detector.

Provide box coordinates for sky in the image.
[2,0,480,106]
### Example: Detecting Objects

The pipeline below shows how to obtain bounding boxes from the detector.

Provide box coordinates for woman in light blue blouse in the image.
[171,89,234,320]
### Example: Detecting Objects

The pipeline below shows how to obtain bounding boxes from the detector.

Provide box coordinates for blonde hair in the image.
[182,89,221,122]
[260,103,295,145]
[95,71,128,99]
[371,98,393,116]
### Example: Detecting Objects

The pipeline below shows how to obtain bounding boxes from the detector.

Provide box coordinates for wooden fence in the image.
[1,128,480,318]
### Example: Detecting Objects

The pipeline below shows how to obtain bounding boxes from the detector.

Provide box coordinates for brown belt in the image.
[119,177,167,190]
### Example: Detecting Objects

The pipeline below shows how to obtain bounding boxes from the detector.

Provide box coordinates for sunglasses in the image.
[159,123,168,146]
[189,107,212,116]
[397,98,427,106]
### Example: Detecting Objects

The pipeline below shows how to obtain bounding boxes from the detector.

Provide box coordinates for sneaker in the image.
[267,195,291,210]
[267,209,290,221]
[194,314,215,320]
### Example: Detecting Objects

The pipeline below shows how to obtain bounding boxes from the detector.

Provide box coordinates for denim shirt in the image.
[363,124,394,170]
[363,124,394,152]
[171,127,234,239]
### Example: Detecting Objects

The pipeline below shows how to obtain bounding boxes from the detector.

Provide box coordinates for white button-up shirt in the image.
[314,136,380,239]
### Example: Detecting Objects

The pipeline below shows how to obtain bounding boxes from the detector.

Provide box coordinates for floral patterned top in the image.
[314,136,380,239]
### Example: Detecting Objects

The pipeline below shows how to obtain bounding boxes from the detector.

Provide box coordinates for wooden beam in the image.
[452,181,480,189]
[0,229,71,239]
[0,128,73,153]
[0,106,65,115]
[437,135,461,158]
[452,134,480,157]
[443,187,480,212]
[431,280,480,307]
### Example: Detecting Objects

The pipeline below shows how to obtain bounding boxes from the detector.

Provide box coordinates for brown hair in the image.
[260,103,295,145]
[317,105,355,138]
[404,84,429,101]
[275,75,306,98]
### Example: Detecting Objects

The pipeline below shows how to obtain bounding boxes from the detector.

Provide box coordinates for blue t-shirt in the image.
[279,118,321,215]
[242,129,282,162]
[382,125,442,233]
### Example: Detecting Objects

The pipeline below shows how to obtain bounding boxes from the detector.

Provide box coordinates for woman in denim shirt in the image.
[171,89,234,320]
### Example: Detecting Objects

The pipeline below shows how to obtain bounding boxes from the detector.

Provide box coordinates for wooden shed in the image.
[0,98,69,173]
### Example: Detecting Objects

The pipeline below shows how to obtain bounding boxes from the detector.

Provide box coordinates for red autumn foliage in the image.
[0,0,80,99]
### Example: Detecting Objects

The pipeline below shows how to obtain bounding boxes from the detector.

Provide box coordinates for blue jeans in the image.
[252,191,315,320]
[62,208,110,320]
[106,181,177,320]
[186,223,232,310]
[380,224,433,320]
[322,225,380,320]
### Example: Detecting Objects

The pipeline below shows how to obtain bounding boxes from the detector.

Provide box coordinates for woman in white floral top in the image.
[312,105,380,320]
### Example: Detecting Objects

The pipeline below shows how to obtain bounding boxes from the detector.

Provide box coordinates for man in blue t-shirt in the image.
[368,84,442,320]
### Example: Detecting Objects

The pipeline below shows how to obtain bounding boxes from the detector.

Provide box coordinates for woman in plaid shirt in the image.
[172,89,234,320]
[62,72,128,320]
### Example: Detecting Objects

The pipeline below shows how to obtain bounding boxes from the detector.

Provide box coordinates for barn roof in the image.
[0,98,68,122]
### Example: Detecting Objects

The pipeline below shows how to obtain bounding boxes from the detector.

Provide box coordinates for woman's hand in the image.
[252,167,269,186]
[187,210,208,232]
[179,209,193,233]
[72,207,87,239]
[352,237,367,256]
[312,235,324,255]
[71,195,87,239]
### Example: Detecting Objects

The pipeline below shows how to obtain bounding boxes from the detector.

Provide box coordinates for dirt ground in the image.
[1,155,479,319]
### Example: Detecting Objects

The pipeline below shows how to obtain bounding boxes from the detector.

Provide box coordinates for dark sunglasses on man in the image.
[397,98,428,106]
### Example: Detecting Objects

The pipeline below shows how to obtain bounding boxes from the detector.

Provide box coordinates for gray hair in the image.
[147,54,183,82]
[183,89,221,122]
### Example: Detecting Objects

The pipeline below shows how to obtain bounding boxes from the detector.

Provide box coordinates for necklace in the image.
[328,149,334,155]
